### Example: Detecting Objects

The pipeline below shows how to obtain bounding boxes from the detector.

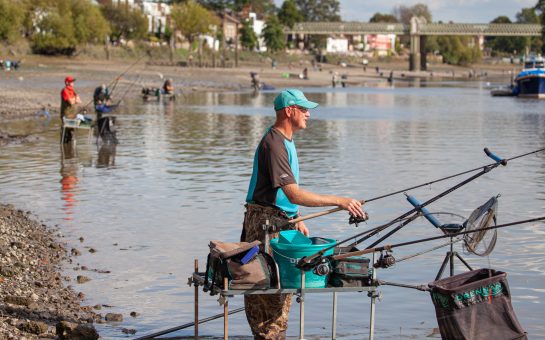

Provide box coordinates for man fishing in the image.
[242,88,367,339]
[60,76,81,143]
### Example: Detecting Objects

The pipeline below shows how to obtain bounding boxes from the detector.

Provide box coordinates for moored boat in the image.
[514,55,545,98]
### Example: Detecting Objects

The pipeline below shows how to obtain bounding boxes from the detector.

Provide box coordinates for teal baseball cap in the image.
[274,89,319,111]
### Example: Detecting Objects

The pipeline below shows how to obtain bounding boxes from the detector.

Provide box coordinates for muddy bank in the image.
[0,204,101,339]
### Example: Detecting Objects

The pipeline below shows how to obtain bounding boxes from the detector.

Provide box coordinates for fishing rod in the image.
[296,148,509,269]
[79,55,147,113]
[332,216,545,261]
[133,307,245,340]
[288,146,545,226]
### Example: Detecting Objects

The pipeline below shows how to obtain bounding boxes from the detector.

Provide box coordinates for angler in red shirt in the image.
[60,76,81,143]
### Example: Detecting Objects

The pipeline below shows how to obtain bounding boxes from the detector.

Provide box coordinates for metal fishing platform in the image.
[188,258,380,340]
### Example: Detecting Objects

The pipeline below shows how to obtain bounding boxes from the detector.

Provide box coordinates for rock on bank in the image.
[0,204,100,339]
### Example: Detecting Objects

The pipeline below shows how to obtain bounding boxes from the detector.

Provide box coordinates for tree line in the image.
[1,0,544,64]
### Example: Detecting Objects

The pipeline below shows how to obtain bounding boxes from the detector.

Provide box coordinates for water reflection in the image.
[96,144,116,168]
[60,144,80,221]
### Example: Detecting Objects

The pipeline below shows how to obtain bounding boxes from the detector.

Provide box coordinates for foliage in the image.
[239,18,258,50]
[486,16,527,55]
[294,0,340,22]
[262,15,285,52]
[535,0,545,54]
[71,0,110,44]
[436,36,481,66]
[278,0,303,28]
[197,0,274,15]
[0,0,25,43]
[369,12,398,23]
[392,3,432,24]
[171,0,219,44]
[100,1,148,42]
[31,0,78,55]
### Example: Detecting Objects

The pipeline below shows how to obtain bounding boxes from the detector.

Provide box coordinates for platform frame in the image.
[188,253,379,340]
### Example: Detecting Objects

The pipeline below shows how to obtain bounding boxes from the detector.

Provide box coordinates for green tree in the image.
[262,15,285,52]
[278,0,303,28]
[369,13,398,23]
[0,0,25,43]
[535,0,545,54]
[393,3,432,24]
[197,0,274,15]
[239,18,258,50]
[295,0,340,22]
[437,36,481,66]
[72,0,110,44]
[31,0,78,55]
[100,1,148,41]
[486,16,527,55]
[171,0,219,44]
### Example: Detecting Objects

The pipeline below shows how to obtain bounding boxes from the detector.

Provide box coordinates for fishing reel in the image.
[349,213,369,227]
[374,251,395,269]
[296,255,331,276]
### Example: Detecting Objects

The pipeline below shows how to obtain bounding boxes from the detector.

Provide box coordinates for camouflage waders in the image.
[241,203,295,340]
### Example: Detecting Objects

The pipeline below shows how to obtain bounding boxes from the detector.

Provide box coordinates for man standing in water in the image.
[60,76,81,143]
[242,88,366,339]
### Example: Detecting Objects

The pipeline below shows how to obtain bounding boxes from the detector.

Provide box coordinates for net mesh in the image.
[463,196,498,256]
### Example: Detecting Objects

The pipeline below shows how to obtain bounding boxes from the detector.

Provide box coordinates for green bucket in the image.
[270,231,336,289]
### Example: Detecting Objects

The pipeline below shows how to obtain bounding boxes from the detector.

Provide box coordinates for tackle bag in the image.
[204,240,279,293]
[328,246,372,287]
[428,268,527,340]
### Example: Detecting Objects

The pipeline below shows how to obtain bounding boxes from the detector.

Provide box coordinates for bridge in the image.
[285,20,542,70]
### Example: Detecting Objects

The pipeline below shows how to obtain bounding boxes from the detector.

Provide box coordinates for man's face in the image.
[290,105,310,131]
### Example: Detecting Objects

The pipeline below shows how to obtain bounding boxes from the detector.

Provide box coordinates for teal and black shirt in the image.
[246,127,300,217]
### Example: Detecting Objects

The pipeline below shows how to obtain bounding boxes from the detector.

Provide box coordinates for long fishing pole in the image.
[79,55,147,112]
[133,307,245,340]
[288,147,545,226]
[332,216,545,261]
[297,148,508,269]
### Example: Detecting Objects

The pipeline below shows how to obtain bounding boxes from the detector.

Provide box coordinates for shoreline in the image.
[0,55,518,124]
[0,204,101,339]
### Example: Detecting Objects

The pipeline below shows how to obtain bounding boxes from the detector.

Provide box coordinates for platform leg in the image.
[194,259,199,340]
[332,292,337,339]
[299,270,305,340]
[369,252,376,340]
[223,277,228,340]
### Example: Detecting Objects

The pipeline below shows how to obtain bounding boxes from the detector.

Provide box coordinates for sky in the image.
[276,0,539,23]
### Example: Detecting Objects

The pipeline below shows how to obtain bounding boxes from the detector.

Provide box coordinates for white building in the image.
[141,1,171,35]
[248,12,267,52]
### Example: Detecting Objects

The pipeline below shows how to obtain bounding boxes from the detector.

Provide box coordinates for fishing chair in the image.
[406,195,498,280]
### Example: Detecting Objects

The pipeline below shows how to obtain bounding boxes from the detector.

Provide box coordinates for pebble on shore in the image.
[0,204,100,339]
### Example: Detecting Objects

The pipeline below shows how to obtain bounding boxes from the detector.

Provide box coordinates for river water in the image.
[1,81,545,339]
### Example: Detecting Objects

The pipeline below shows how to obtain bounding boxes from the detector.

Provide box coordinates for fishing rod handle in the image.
[289,207,342,224]
[288,199,365,224]
[484,147,507,166]
[331,247,378,260]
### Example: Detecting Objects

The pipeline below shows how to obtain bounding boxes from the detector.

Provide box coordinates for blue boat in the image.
[514,55,545,98]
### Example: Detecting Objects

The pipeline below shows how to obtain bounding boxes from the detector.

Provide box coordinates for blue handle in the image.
[240,245,260,264]
[406,195,442,228]
[484,148,507,166]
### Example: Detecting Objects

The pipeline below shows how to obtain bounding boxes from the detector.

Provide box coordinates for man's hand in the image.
[296,220,309,236]
[338,198,366,219]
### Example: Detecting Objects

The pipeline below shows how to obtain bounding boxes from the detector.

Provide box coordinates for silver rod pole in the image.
[369,252,376,340]
[299,270,305,340]
[332,292,338,339]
